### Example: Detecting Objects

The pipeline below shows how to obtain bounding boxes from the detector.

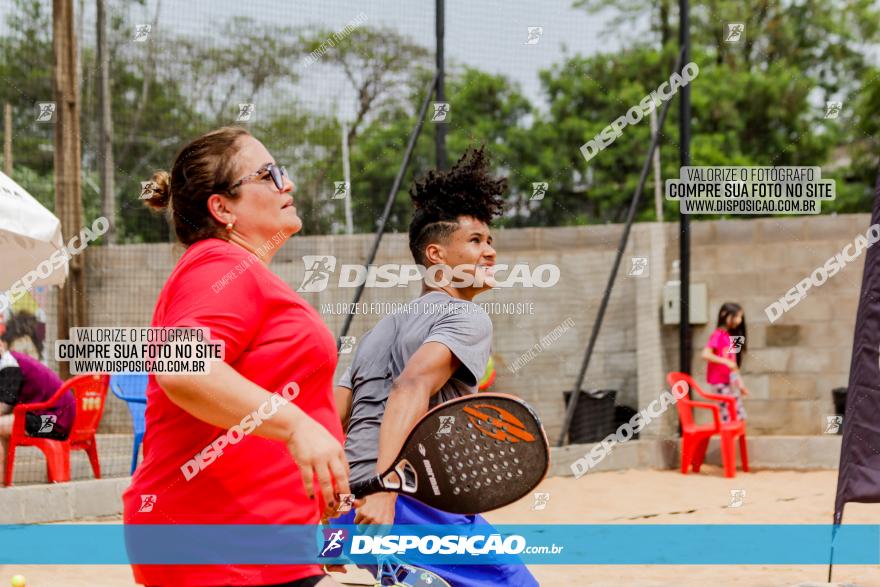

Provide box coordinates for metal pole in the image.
[341,122,353,235]
[651,108,663,222]
[338,74,439,345]
[556,50,683,447]
[434,0,447,170]
[679,0,692,375]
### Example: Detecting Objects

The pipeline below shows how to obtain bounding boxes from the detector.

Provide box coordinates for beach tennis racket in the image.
[350,393,549,514]
[374,559,451,587]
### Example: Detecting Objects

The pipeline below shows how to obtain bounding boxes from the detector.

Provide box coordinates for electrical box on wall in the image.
[662,282,708,324]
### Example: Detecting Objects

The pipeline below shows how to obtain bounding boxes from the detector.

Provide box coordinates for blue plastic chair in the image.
[110,374,148,475]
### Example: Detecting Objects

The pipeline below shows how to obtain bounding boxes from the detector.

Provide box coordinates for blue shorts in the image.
[332,495,538,587]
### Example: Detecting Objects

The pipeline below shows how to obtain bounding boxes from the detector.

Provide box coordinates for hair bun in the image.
[141,170,171,212]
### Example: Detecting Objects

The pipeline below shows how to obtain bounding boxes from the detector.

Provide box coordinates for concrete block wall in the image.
[283,224,642,443]
[61,214,870,438]
[45,244,182,432]
[0,477,130,523]
[676,215,868,435]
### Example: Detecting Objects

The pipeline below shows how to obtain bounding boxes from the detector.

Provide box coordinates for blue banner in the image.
[0,524,872,565]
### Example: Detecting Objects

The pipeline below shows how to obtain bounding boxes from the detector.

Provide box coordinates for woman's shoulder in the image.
[156,239,269,314]
[169,239,262,282]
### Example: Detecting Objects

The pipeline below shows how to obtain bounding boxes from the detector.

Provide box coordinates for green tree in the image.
[836,66,880,212]
[571,0,880,217]
[341,67,534,236]
[0,0,54,179]
[297,25,431,234]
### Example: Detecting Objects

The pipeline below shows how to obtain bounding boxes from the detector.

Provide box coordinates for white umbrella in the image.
[0,170,68,292]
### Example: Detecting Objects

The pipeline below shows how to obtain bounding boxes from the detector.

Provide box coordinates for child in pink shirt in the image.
[701,302,750,423]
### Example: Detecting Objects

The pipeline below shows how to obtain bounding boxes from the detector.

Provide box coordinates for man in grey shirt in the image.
[338,291,492,484]
[332,147,538,587]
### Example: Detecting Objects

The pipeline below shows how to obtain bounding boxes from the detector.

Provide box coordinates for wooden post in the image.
[3,103,11,177]
[53,0,85,379]
[97,0,115,242]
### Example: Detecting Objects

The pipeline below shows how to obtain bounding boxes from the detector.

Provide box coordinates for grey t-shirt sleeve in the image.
[423,305,493,387]
[338,364,353,389]
[337,326,377,389]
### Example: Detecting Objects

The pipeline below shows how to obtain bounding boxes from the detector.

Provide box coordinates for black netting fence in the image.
[1,0,878,485]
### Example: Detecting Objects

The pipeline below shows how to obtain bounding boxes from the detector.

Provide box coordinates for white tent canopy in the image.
[0,170,68,292]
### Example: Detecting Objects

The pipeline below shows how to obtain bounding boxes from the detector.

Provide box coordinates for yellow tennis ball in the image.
[10,575,26,587]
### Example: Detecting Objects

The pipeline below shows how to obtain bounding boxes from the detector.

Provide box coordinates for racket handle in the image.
[350,475,387,498]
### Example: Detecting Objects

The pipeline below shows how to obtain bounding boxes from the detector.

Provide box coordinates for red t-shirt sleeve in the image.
[161,246,264,365]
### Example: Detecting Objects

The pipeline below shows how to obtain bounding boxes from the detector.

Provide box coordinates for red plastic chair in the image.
[667,372,749,478]
[4,373,110,486]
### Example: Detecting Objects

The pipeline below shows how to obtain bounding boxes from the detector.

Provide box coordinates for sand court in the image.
[2,469,876,587]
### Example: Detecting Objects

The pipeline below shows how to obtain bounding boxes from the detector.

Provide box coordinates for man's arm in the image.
[353,341,460,525]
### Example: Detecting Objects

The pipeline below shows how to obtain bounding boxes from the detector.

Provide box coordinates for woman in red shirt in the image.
[123,127,350,587]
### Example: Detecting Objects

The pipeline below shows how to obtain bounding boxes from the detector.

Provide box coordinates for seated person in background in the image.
[2,311,46,360]
[0,339,74,472]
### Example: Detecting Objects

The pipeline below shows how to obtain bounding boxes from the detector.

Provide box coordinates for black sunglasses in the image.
[229,163,289,193]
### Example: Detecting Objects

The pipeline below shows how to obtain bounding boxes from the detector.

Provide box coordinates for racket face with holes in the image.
[375,562,451,587]
[379,393,549,514]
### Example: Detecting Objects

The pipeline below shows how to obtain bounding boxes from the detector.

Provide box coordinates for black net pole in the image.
[337,73,439,346]
[434,0,447,170]
[679,0,692,375]
[556,49,684,447]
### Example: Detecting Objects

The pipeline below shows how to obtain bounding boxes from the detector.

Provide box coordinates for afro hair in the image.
[407,146,506,265]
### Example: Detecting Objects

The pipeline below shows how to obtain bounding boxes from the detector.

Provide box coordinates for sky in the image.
[132,0,636,104]
[48,0,650,119]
